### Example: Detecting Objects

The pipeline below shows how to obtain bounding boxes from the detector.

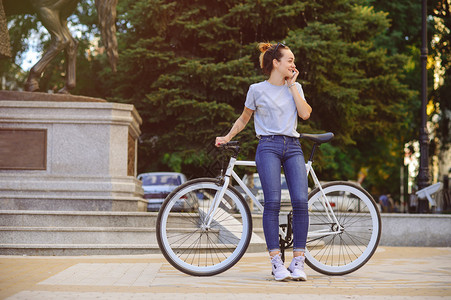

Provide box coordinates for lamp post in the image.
[417,0,431,213]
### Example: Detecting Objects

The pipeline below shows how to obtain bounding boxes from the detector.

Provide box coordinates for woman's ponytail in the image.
[258,42,272,53]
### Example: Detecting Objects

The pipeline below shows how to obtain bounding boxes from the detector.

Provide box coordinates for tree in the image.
[0,14,39,89]
[93,0,416,196]
[370,0,451,197]
[429,0,451,151]
[371,0,450,153]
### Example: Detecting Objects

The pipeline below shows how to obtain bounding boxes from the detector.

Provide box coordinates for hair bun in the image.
[258,42,273,53]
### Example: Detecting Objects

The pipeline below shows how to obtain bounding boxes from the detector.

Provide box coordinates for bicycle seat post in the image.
[308,143,319,163]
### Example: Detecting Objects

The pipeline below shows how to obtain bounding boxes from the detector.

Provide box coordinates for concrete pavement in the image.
[1,246,450,299]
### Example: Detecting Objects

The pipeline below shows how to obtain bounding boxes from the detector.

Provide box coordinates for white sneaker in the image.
[271,254,291,281]
[288,255,307,281]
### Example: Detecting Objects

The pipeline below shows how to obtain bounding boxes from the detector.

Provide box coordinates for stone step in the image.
[0,241,268,256]
[0,226,234,245]
[0,210,158,228]
[0,227,159,244]
[0,210,265,229]
[0,244,162,255]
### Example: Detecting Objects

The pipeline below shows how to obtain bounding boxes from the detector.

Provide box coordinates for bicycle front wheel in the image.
[156,178,252,276]
[306,181,381,275]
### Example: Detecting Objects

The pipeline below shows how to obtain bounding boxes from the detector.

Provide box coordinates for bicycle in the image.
[156,132,381,277]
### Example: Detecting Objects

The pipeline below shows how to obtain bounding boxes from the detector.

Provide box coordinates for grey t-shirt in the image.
[244,81,305,138]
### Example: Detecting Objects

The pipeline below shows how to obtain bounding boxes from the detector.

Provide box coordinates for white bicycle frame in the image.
[204,157,343,240]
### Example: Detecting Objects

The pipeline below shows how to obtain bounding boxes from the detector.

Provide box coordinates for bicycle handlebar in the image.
[220,141,239,147]
[219,141,240,157]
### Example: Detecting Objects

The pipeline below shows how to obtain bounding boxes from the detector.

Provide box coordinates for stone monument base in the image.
[0,91,146,212]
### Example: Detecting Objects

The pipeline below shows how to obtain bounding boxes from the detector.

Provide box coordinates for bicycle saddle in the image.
[300,132,334,144]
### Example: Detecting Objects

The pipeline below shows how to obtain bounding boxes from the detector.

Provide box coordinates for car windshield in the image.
[141,174,181,186]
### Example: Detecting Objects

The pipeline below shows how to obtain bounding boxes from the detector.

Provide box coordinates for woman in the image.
[215,42,312,281]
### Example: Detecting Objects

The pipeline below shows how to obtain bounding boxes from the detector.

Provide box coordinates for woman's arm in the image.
[290,84,312,120]
[287,69,312,120]
[215,107,254,146]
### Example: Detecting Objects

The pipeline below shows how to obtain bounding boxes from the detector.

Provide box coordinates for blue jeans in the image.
[255,135,309,252]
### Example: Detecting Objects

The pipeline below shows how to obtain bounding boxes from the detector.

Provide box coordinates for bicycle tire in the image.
[156,178,253,276]
[305,181,381,275]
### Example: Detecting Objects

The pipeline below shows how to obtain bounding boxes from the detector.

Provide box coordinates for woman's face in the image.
[274,49,296,78]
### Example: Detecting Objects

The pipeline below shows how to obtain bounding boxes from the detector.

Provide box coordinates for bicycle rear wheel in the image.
[156,178,252,276]
[306,181,381,275]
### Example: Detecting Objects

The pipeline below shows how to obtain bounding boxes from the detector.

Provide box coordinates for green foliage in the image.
[105,0,416,195]
[0,14,40,87]
[429,0,451,150]
[369,0,450,197]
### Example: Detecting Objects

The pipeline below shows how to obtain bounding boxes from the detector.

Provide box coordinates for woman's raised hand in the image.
[287,68,299,86]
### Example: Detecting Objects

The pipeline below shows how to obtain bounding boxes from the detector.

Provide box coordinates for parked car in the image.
[137,172,197,212]
[236,173,291,210]
[310,182,370,212]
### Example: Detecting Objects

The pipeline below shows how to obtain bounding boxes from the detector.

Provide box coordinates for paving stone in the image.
[0,247,450,299]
